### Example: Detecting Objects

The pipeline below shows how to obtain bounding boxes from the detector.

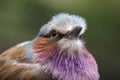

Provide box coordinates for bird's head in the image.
[32,13,99,80]
[33,13,87,65]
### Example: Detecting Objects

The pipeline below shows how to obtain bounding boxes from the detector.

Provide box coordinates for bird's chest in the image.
[43,56,90,80]
[35,47,99,80]
[51,62,89,80]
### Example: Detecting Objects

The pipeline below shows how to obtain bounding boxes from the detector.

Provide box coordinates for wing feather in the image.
[0,41,55,80]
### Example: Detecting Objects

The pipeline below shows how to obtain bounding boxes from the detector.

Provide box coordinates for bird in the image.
[0,13,99,80]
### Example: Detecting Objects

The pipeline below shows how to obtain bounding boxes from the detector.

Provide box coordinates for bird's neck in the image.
[34,48,99,80]
[33,38,99,80]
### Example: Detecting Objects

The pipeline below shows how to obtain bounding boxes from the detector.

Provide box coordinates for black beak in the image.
[65,27,82,39]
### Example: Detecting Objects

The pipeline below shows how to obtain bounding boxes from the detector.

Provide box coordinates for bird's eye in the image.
[50,31,59,38]
[42,30,65,40]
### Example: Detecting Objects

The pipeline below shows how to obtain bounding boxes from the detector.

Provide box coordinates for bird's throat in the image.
[33,37,99,80]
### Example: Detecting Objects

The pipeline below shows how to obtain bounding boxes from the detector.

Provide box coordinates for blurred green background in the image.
[0,0,120,80]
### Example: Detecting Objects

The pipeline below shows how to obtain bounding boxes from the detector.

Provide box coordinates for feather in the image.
[0,13,99,80]
[0,41,55,80]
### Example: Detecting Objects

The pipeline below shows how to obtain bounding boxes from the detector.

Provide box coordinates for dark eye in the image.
[42,30,65,40]
[50,31,59,38]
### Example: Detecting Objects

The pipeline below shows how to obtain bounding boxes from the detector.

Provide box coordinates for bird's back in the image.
[0,41,54,80]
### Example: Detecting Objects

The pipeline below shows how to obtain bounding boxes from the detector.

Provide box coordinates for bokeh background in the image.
[0,0,120,80]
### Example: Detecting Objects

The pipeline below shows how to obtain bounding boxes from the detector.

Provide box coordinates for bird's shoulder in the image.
[0,41,55,80]
[0,41,32,62]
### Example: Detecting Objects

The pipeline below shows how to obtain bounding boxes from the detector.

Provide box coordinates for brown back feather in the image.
[0,43,56,80]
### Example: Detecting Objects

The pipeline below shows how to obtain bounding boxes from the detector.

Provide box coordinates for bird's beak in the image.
[65,27,82,39]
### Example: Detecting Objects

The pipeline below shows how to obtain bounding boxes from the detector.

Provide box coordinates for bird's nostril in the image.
[65,27,82,39]
[77,27,82,31]
[71,27,82,36]
[75,26,82,32]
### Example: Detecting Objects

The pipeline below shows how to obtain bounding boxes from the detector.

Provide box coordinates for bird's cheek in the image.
[34,37,53,44]
[33,37,56,53]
